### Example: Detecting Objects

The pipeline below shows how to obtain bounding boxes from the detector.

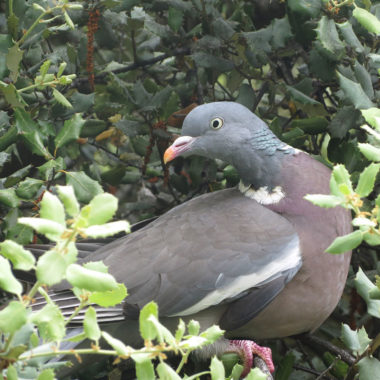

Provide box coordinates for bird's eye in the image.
[210,117,224,130]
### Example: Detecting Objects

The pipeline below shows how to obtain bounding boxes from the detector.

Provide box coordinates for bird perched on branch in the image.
[33,102,352,376]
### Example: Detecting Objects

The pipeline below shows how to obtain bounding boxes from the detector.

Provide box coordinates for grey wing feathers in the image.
[219,265,301,330]
[49,188,301,329]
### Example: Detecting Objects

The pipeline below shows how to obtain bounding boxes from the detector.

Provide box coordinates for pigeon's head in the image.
[164,102,284,166]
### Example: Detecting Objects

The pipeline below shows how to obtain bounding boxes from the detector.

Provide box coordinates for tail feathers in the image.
[33,290,126,324]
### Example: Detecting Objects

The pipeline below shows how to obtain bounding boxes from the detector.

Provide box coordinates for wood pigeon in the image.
[33,102,352,376]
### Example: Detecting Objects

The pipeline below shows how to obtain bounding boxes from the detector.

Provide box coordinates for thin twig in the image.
[216,80,234,100]
[315,355,340,380]
[299,335,355,365]
[74,47,191,86]
[293,364,331,379]
[252,81,269,112]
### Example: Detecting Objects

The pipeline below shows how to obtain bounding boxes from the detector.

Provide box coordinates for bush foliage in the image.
[0,0,380,379]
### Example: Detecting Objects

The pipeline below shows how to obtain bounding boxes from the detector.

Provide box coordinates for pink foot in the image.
[228,339,274,377]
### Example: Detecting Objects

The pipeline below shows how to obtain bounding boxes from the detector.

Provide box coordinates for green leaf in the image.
[23,130,52,159]
[341,324,371,355]
[36,250,71,286]
[136,358,156,379]
[291,117,328,134]
[66,171,103,203]
[86,193,118,225]
[332,165,353,192]
[357,357,380,380]
[325,230,363,254]
[157,362,182,380]
[52,88,73,108]
[14,108,52,159]
[363,231,380,246]
[80,119,107,137]
[287,0,321,18]
[337,21,364,54]
[83,221,130,238]
[245,367,267,380]
[18,217,65,242]
[15,177,44,199]
[370,279,380,299]
[6,345,28,362]
[0,240,35,271]
[315,16,345,61]
[30,303,66,341]
[6,365,18,380]
[33,3,46,12]
[66,263,118,292]
[84,307,101,341]
[63,10,75,29]
[192,52,234,72]
[83,261,108,273]
[353,7,380,35]
[7,44,23,82]
[236,84,256,110]
[354,268,380,318]
[337,72,374,109]
[338,184,351,196]
[40,191,66,226]
[188,320,200,336]
[101,331,131,356]
[0,256,23,295]
[37,157,65,181]
[148,315,176,345]
[210,356,225,380]
[0,83,25,108]
[57,62,67,77]
[358,143,380,161]
[274,353,296,380]
[0,124,18,152]
[355,163,380,197]
[304,194,343,208]
[352,217,376,228]
[7,13,19,40]
[55,114,85,151]
[39,60,51,80]
[0,151,10,167]
[361,108,380,130]
[37,368,55,380]
[88,283,127,307]
[213,17,236,41]
[168,7,183,32]
[6,222,34,245]
[271,16,293,49]
[0,301,27,333]
[0,188,20,207]
[200,325,224,343]
[354,61,374,100]
[230,364,244,380]
[175,319,186,342]
[286,85,320,105]
[71,92,95,113]
[139,301,158,341]
[5,165,32,187]
[56,185,80,217]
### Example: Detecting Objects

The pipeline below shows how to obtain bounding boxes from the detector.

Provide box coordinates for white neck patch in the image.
[238,181,285,205]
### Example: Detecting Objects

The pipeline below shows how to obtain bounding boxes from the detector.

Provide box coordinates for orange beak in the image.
[163,136,196,164]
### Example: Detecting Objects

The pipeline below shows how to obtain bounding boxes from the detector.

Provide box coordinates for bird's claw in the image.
[228,339,274,377]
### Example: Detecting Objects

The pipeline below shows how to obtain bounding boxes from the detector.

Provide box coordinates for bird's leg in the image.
[228,339,274,377]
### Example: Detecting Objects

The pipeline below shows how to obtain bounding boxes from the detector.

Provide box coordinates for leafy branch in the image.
[0,185,265,380]
[305,108,380,254]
